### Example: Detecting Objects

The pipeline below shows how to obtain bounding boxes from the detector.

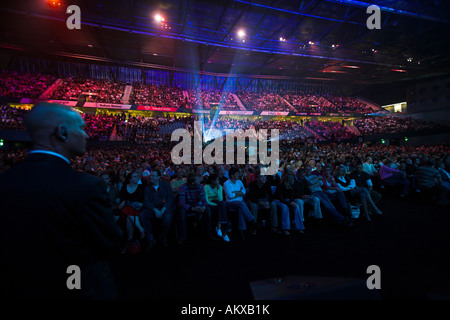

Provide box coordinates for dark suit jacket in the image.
[0,153,123,299]
[143,180,175,211]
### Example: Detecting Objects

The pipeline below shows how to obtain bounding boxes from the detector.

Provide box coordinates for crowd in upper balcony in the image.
[130,83,187,108]
[235,91,291,112]
[50,78,126,104]
[0,70,56,99]
[353,116,448,135]
[185,89,240,110]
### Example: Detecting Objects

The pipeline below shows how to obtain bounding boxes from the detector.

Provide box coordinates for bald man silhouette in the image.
[0,103,122,299]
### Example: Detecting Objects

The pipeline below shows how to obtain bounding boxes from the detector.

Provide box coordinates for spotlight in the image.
[47,0,62,8]
[237,29,246,38]
[309,41,314,45]
[154,14,164,22]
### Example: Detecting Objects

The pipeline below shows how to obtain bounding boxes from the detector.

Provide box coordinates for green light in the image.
[0,139,3,146]
[381,139,385,144]
[404,137,408,141]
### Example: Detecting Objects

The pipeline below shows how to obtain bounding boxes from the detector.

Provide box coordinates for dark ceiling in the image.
[1,0,450,93]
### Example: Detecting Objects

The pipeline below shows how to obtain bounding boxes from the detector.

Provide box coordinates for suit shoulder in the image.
[72,170,104,186]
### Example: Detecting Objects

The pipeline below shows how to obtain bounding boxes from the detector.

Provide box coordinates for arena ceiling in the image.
[1,0,450,91]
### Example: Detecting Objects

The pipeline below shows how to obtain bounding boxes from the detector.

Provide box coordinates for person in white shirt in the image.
[223,167,256,237]
[362,157,378,177]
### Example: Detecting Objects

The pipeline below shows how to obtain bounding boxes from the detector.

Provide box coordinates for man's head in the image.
[426,158,435,167]
[187,173,200,186]
[24,103,88,160]
[100,171,112,185]
[337,165,346,176]
[304,165,312,176]
[149,169,161,185]
[355,163,363,173]
[323,165,333,176]
[228,167,240,180]
[255,171,266,185]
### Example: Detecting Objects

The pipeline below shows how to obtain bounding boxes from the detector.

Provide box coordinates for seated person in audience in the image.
[406,157,421,188]
[248,171,273,234]
[140,169,175,250]
[170,166,187,197]
[223,167,256,238]
[415,158,449,206]
[363,157,378,177]
[118,170,146,251]
[312,162,324,176]
[303,165,352,228]
[436,160,450,192]
[217,166,229,186]
[274,171,306,234]
[100,170,121,221]
[294,169,323,221]
[322,165,350,217]
[204,174,230,242]
[177,173,215,244]
[349,163,382,206]
[335,165,382,221]
[379,159,410,197]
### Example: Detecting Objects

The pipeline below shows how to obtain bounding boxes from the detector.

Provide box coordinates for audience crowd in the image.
[50,78,126,103]
[305,120,355,141]
[186,89,240,111]
[236,91,292,112]
[0,71,387,113]
[1,125,448,253]
[1,104,449,145]
[130,83,187,108]
[0,105,27,131]
[0,71,56,98]
[354,116,448,135]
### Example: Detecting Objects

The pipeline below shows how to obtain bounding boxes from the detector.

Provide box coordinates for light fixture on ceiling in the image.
[154,14,164,22]
[237,29,246,38]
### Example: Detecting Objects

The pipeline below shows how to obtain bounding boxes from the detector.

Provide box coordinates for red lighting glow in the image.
[47,0,62,8]
[342,65,360,69]
[391,69,407,72]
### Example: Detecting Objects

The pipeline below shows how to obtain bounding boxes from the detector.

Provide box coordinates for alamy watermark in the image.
[170,121,280,175]
[66,265,81,290]
[367,5,381,30]
[366,265,381,289]
[66,5,81,30]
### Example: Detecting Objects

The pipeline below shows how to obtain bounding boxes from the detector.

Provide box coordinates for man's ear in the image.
[55,125,68,141]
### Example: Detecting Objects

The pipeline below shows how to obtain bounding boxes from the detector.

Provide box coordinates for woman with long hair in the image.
[118,170,146,252]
